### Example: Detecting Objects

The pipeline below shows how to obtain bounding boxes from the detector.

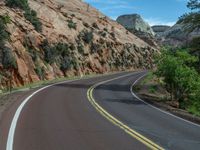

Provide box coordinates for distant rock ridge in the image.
[152,25,171,37]
[154,22,200,47]
[116,14,157,47]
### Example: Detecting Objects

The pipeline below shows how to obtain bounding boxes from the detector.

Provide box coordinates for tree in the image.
[155,48,199,108]
[187,0,200,10]
[178,0,200,29]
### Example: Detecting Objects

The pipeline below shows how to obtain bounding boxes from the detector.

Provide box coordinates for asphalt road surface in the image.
[0,71,200,150]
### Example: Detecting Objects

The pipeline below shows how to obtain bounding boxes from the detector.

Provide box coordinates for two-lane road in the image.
[1,71,200,150]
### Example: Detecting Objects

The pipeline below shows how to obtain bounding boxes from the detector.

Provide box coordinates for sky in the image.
[84,0,190,26]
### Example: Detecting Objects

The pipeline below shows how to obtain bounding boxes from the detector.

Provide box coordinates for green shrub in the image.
[148,85,157,94]
[5,0,42,32]
[99,31,106,37]
[0,16,9,46]
[155,48,200,112]
[5,0,29,10]
[77,42,84,54]
[35,65,45,80]
[24,9,42,32]
[2,47,17,69]
[90,42,100,53]
[103,28,108,32]
[79,30,93,44]
[1,15,11,24]
[92,22,99,29]
[83,22,89,28]
[40,40,56,64]
[28,48,38,62]
[60,56,72,72]
[69,43,76,51]
[67,20,77,30]
[55,42,69,56]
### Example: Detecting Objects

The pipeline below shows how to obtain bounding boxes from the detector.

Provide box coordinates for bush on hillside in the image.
[24,9,42,32]
[2,47,17,69]
[5,0,42,32]
[80,30,93,44]
[5,0,29,10]
[67,20,77,30]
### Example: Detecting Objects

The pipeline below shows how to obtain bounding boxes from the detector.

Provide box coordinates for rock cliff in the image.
[152,25,170,37]
[116,14,157,47]
[0,0,158,89]
[155,23,200,47]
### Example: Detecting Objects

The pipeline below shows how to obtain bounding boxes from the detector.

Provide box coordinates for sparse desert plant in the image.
[67,20,77,30]
[83,22,90,28]
[79,30,93,44]
[5,0,29,10]
[35,65,45,80]
[77,42,84,54]
[5,0,42,32]
[24,9,42,32]
[92,22,99,29]
[2,47,17,69]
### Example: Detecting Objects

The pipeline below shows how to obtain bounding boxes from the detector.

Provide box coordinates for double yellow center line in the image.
[87,80,164,150]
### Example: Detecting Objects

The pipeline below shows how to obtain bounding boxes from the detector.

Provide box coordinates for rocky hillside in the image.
[152,25,170,37]
[0,0,158,89]
[116,14,157,47]
[155,22,200,47]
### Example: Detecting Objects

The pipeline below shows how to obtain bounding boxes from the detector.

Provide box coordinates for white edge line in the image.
[130,73,200,128]
[6,71,129,150]
[6,78,83,150]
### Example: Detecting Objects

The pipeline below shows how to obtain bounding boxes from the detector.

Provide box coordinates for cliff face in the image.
[155,23,200,47]
[116,14,157,47]
[152,25,170,37]
[0,0,158,88]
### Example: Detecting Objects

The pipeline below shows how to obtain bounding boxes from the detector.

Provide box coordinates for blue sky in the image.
[84,0,189,26]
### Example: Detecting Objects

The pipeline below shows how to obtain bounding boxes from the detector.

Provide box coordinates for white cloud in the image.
[144,18,176,26]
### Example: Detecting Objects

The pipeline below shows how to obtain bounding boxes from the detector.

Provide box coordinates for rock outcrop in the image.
[0,0,158,88]
[155,23,200,47]
[116,14,157,47]
[152,25,170,37]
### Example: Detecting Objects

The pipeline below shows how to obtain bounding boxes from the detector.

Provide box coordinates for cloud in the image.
[144,18,176,26]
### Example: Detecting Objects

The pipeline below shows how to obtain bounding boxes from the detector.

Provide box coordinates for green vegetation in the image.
[0,15,17,70]
[5,0,42,32]
[178,0,200,30]
[79,30,93,44]
[67,20,77,30]
[77,42,84,54]
[155,48,200,116]
[24,9,42,32]
[90,42,100,53]
[2,47,17,69]
[0,16,9,46]
[92,22,99,29]
[60,57,76,72]
[35,65,45,80]
[40,40,77,73]
[5,0,29,10]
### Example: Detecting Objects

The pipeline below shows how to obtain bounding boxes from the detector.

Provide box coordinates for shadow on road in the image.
[54,82,130,92]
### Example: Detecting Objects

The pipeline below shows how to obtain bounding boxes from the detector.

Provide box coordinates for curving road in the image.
[0,71,200,150]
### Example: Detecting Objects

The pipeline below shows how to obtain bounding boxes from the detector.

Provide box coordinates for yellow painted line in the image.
[86,73,164,150]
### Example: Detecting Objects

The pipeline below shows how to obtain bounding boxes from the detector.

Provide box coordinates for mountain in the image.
[154,22,200,47]
[0,0,158,88]
[116,14,157,47]
[152,25,170,37]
